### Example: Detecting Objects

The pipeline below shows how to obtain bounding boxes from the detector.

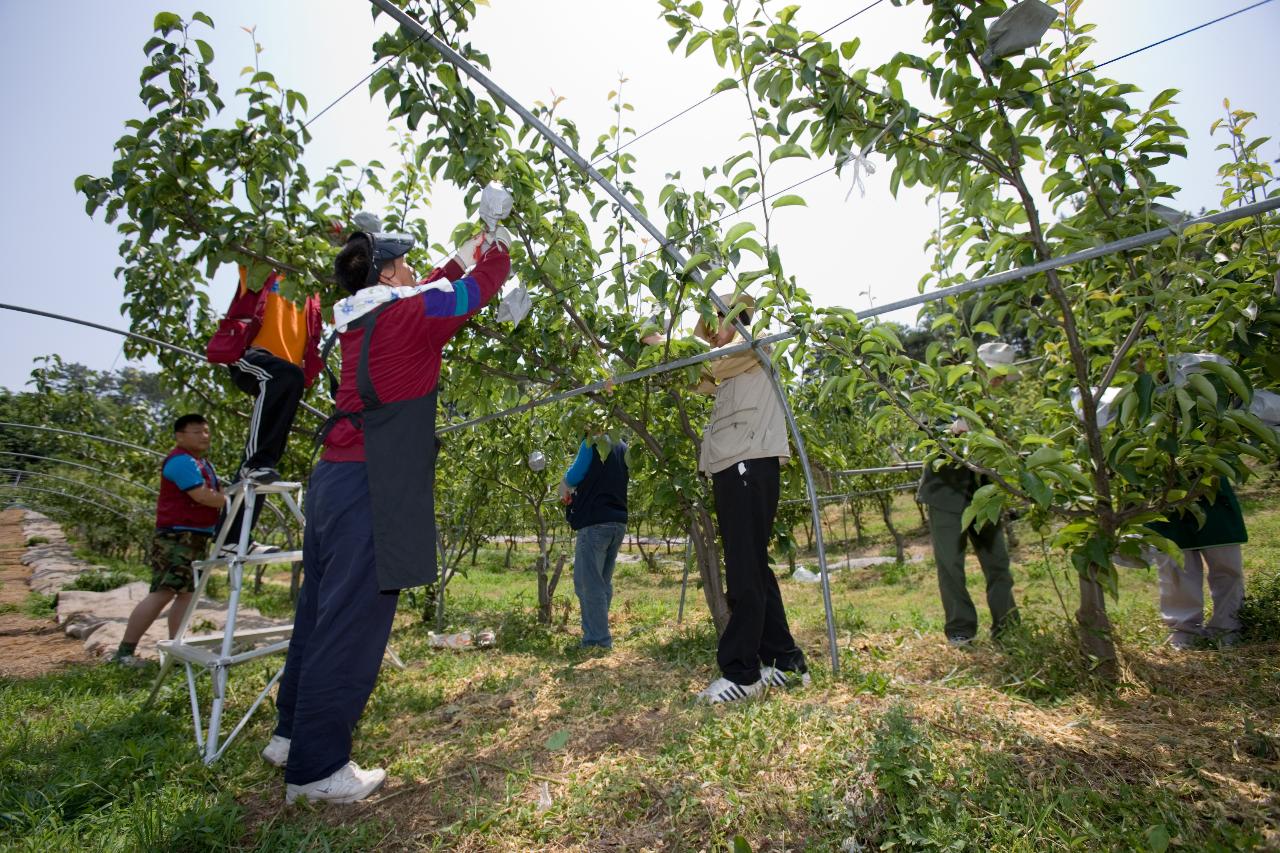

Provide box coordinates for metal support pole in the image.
[830,463,924,477]
[677,531,693,625]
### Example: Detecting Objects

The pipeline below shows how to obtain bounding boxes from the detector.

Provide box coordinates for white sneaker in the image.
[285,761,386,804]
[696,676,764,704]
[761,665,811,690]
[262,735,290,768]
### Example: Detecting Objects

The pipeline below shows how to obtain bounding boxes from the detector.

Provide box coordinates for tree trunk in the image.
[852,504,864,545]
[435,571,449,631]
[690,505,730,635]
[504,535,516,569]
[290,560,303,603]
[1076,565,1117,678]
[877,494,905,563]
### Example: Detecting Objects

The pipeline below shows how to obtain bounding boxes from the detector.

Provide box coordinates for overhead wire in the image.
[526,0,1277,312]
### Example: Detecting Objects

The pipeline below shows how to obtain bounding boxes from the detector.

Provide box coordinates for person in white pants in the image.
[1148,478,1248,649]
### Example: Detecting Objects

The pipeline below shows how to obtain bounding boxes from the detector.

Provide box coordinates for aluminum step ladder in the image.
[143,478,305,765]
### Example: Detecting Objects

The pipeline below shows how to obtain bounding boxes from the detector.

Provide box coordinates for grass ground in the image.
[1,488,1277,851]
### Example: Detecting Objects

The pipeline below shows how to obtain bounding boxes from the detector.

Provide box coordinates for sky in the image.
[0,0,1276,392]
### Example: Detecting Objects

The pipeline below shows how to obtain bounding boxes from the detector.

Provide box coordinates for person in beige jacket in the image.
[643,293,808,703]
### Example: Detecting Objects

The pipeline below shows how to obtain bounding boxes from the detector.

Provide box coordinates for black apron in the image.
[336,302,440,592]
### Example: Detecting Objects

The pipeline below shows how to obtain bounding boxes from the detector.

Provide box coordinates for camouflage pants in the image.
[149,530,211,594]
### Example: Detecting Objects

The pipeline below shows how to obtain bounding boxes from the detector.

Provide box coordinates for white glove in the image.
[453,231,485,268]
[483,225,513,254]
[558,479,574,502]
[478,184,514,231]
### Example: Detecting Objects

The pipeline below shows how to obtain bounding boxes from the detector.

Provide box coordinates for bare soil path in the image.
[0,509,89,678]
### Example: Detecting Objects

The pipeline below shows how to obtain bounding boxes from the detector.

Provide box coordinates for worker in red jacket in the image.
[219,267,323,554]
[263,186,514,805]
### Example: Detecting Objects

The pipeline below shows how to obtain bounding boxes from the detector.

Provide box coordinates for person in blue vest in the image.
[112,414,225,666]
[264,187,514,805]
[559,433,629,649]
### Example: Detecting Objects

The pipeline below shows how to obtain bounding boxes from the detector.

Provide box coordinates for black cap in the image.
[349,231,415,288]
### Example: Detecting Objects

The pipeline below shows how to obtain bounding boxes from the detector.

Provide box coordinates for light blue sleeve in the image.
[563,440,593,487]
[162,454,206,491]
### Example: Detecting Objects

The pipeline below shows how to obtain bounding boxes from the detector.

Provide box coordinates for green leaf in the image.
[1025,446,1063,468]
[544,728,570,751]
[723,222,756,246]
[195,39,214,64]
[682,252,711,274]
[1019,471,1052,508]
[1146,824,1170,853]
[768,143,809,163]
[1195,361,1250,404]
[153,11,181,31]
[770,194,806,209]
[945,364,971,387]
[685,31,710,56]
[732,836,753,853]
[191,11,214,27]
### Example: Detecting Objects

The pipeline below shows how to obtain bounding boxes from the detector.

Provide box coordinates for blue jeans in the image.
[572,521,626,647]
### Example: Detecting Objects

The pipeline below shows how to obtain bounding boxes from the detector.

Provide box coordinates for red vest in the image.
[155,449,220,531]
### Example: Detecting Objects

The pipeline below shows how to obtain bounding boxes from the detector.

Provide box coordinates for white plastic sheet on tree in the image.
[976,341,1018,366]
[1250,389,1280,426]
[496,283,532,327]
[1070,386,1123,429]
[479,183,514,230]
[978,0,1058,66]
[1169,352,1231,387]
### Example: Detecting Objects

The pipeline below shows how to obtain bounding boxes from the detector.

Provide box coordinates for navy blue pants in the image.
[275,460,399,785]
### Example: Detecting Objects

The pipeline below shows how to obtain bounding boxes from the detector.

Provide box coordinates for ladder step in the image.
[193,549,303,571]
[225,480,303,496]
[180,625,294,647]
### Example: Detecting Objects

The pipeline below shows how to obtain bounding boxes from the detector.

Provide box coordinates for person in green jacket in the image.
[918,343,1020,646]
[1148,479,1248,649]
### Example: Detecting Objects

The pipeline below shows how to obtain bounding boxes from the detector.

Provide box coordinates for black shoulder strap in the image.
[320,330,341,401]
[353,303,394,412]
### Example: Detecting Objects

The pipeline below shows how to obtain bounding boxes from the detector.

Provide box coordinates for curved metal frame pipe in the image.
[0,483,138,522]
[369,0,842,672]
[1,468,147,510]
[0,451,159,494]
[0,422,291,530]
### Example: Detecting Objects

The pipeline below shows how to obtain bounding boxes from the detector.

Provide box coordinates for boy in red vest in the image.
[112,414,226,666]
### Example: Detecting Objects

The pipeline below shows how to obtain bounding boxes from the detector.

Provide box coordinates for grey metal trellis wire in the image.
[0,304,326,420]
[0,422,293,531]
[369,0,845,672]
[438,197,1280,438]
[0,483,140,522]
[0,451,160,494]
[0,468,147,510]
